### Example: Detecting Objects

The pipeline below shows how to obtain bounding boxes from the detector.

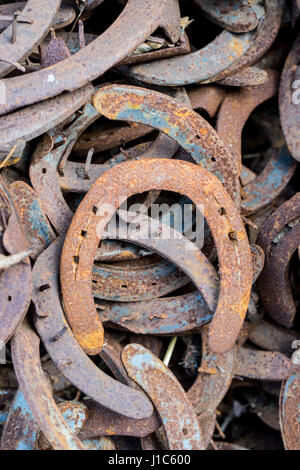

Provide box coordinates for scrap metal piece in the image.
[0,0,62,77]
[92,256,189,302]
[60,158,252,356]
[33,235,154,420]
[11,319,85,450]
[0,1,76,32]
[10,181,55,260]
[234,347,293,381]
[187,325,234,417]
[1,388,40,450]
[279,32,300,161]
[257,222,300,327]
[0,84,93,165]
[127,0,284,85]
[78,399,160,440]
[217,70,278,176]
[280,369,300,449]
[0,0,181,114]
[127,28,255,86]
[93,84,240,205]
[122,343,205,450]
[217,67,268,87]
[0,177,32,346]
[98,291,213,336]
[200,0,284,84]
[248,320,300,356]
[195,0,259,32]
[257,193,300,327]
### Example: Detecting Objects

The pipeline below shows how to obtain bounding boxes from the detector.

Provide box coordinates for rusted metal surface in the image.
[279,32,300,162]
[195,0,260,32]
[0,2,76,32]
[127,29,255,86]
[60,159,252,355]
[92,256,189,302]
[11,319,85,450]
[32,235,154,419]
[9,181,55,260]
[217,70,278,176]
[0,0,299,451]
[1,388,39,450]
[217,67,268,87]
[234,347,293,381]
[248,320,300,356]
[93,84,240,205]
[280,367,300,449]
[187,326,234,417]
[201,0,284,84]
[257,193,300,327]
[98,291,212,336]
[0,84,93,164]
[78,399,160,440]
[0,0,181,115]
[0,177,32,346]
[122,343,205,450]
[0,0,62,77]
[118,31,190,66]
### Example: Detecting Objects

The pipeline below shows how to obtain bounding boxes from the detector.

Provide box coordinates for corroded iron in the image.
[60,159,252,355]
[93,84,240,205]
[257,193,300,327]
[0,0,62,77]
[0,177,32,346]
[122,343,205,450]
[0,0,181,115]
[33,235,154,420]
[279,32,300,162]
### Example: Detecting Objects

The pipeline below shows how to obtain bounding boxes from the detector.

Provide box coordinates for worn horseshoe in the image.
[0,0,181,115]
[0,0,62,77]
[187,325,234,418]
[60,158,252,356]
[234,347,293,381]
[9,181,55,260]
[11,319,85,450]
[195,0,260,32]
[0,84,93,164]
[122,343,205,450]
[127,0,284,86]
[93,84,239,205]
[126,28,256,86]
[92,256,190,302]
[257,193,300,327]
[0,1,76,33]
[30,88,187,233]
[280,364,300,449]
[33,235,154,420]
[279,32,300,162]
[0,177,32,346]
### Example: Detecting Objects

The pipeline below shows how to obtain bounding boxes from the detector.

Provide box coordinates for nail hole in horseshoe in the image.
[81,230,87,238]
[38,284,50,292]
[73,256,79,264]
[42,168,47,174]
[182,428,188,435]
[152,282,157,286]
[92,206,98,214]
[211,156,216,162]
[228,231,237,241]
[121,285,127,289]
[218,207,226,215]
[7,296,12,302]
